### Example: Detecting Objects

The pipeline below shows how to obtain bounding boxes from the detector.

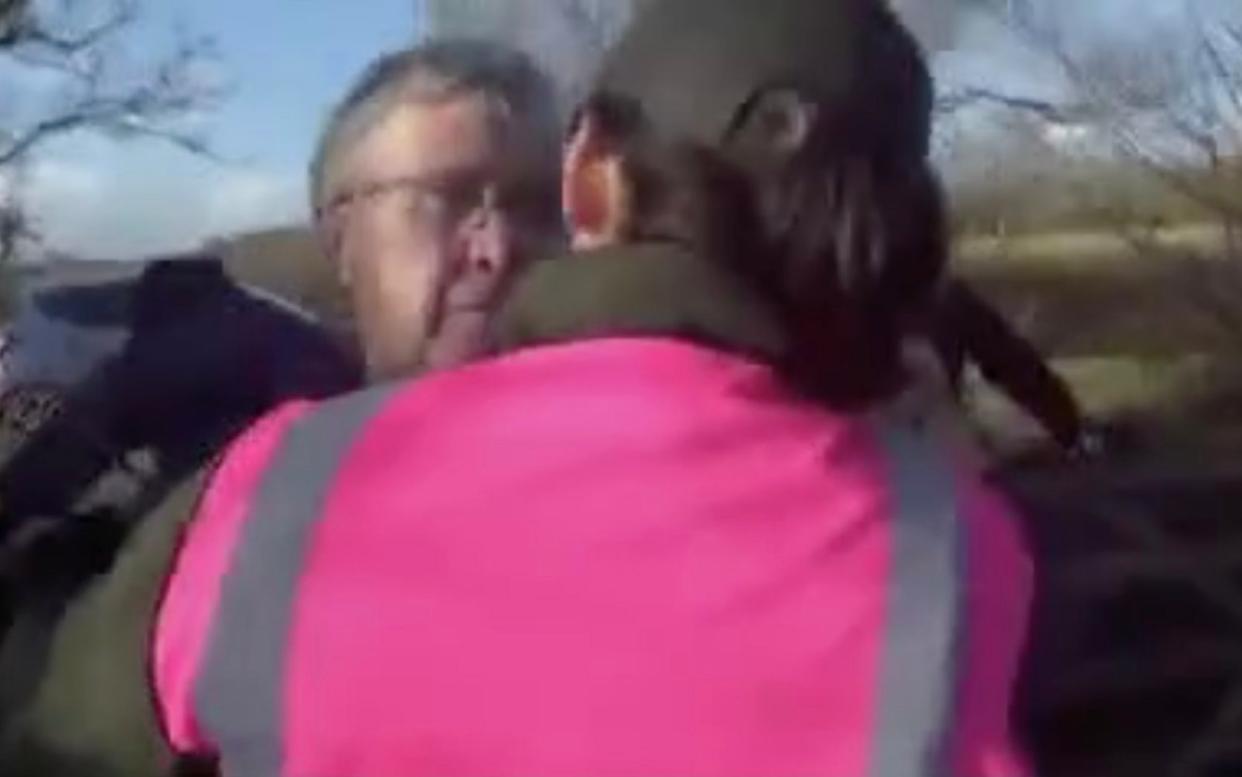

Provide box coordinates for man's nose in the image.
[458,204,514,278]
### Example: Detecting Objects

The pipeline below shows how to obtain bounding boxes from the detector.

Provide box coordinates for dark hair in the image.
[577,90,948,409]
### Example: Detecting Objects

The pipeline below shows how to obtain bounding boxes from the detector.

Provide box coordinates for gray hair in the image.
[309,39,562,215]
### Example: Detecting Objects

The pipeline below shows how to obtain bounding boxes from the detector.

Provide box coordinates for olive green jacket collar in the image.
[490,242,790,365]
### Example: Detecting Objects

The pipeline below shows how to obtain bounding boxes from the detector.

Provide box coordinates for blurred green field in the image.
[959,223,1227,265]
[957,226,1238,355]
[959,225,1242,777]
[213,223,1242,455]
[951,226,1242,458]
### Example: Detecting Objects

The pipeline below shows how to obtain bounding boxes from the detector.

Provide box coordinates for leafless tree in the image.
[946,7,1242,775]
[0,198,36,265]
[945,0,1242,351]
[0,0,223,270]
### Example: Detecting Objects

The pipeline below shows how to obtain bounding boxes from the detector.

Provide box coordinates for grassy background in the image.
[947,219,1242,457]
[211,218,1242,457]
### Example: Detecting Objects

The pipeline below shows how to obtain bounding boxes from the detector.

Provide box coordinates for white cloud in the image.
[1042,122,1094,152]
[889,0,960,54]
[27,158,105,200]
[16,140,307,260]
[203,170,306,239]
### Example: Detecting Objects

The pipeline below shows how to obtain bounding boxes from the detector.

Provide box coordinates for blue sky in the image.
[8,0,1235,260]
[15,0,417,259]
[157,0,417,171]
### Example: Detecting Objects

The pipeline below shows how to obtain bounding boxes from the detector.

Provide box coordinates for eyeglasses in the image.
[317,171,485,228]
[316,169,556,240]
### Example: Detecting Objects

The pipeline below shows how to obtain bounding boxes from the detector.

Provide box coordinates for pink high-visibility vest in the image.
[154,338,1033,777]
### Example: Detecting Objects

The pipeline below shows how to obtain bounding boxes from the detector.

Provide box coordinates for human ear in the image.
[732,88,819,160]
[562,112,632,251]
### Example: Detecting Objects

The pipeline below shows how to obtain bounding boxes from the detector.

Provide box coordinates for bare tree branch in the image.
[937,86,1078,123]
[0,0,223,261]
[955,1,1242,352]
[0,203,37,264]
[1202,22,1242,151]
[17,0,135,54]
[0,88,219,169]
[0,39,224,168]
[0,0,28,47]
[553,0,608,55]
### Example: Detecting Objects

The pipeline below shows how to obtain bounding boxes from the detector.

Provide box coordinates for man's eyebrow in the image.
[316,171,489,225]
[319,173,445,213]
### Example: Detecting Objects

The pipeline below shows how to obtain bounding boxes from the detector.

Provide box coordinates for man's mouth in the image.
[443,302,490,317]
[442,284,499,315]
[424,306,494,370]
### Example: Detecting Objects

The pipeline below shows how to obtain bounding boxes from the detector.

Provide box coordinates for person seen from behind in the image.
[2,6,1034,776]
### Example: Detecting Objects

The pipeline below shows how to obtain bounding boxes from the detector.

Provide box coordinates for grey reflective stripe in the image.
[195,386,396,777]
[870,420,967,777]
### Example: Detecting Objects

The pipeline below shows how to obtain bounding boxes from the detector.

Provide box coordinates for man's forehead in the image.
[327,96,540,192]
[352,99,495,169]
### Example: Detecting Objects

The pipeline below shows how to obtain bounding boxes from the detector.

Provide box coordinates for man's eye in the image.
[404,188,452,220]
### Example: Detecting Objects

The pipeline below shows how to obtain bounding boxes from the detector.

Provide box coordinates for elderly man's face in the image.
[318,95,553,380]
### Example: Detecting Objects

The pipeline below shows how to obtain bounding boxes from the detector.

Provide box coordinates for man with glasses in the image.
[310,40,562,380]
[0,40,563,777]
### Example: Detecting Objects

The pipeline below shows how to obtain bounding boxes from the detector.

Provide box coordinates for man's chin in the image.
[423,311,491,371]
[364,336,430,382]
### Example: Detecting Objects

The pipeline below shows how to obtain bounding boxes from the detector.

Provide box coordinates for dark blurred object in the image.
[0,253,362,727]
[931,280,1087,452]
[0,253,362,540]
[1066,420,1129,463]
[0,507,128,729]
[31,278,135,329]
[0,240,360,738]
[1005,464,1242,777]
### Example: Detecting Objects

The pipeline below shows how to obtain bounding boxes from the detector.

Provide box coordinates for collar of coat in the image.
[489,241,791,366]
